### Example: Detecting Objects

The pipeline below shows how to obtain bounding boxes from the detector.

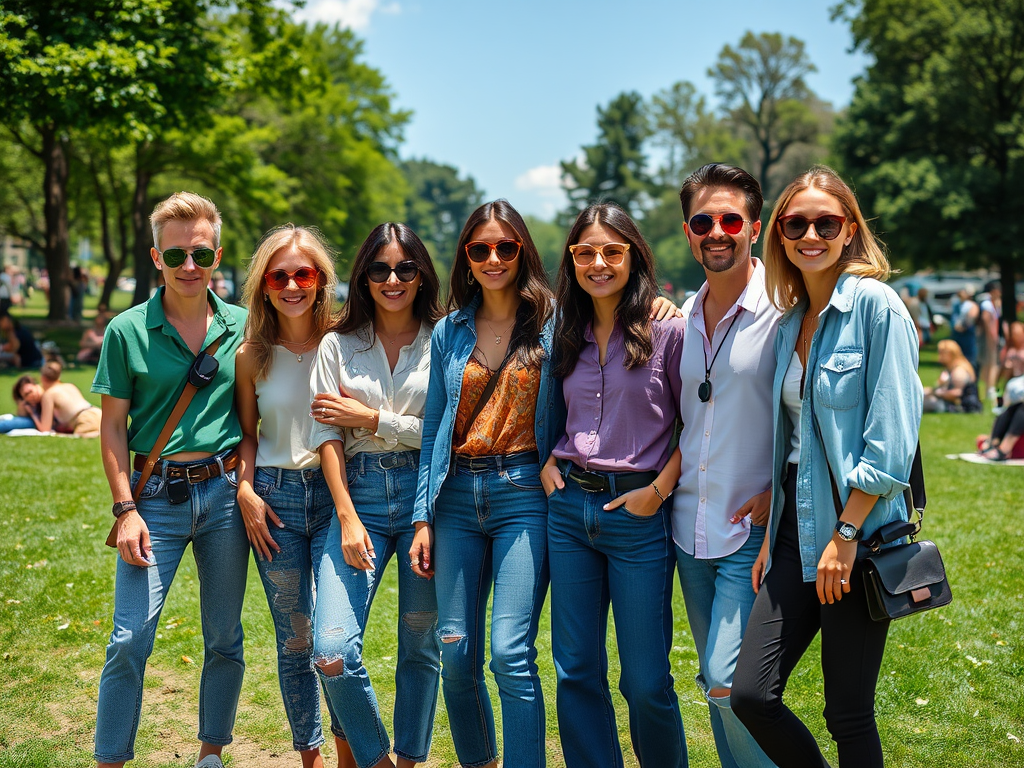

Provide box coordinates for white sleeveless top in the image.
[255,346,321,470]
[782,350,803,465]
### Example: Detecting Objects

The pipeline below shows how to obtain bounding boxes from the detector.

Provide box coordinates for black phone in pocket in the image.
[167,477,190,505]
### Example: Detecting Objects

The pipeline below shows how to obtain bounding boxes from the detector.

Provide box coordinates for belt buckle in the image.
[186,464,208,484]
[378,453,400,470]
[574,472,607,493]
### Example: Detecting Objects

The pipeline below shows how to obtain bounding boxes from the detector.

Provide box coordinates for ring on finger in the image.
[840,578,848,585]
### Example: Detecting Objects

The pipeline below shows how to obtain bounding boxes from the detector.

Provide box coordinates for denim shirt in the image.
[413,293,565,524]
[768,274,923,582]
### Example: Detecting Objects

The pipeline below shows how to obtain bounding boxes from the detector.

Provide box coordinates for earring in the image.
[263,293,270,301]
[468,274,475,286]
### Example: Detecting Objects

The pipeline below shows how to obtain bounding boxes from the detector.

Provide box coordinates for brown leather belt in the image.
[133,450,239,484]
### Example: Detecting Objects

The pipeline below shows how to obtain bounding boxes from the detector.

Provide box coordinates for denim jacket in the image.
[413,293,565,524]
[768,274,923,582]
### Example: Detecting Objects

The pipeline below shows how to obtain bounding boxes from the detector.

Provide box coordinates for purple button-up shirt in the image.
[552,317,684,473]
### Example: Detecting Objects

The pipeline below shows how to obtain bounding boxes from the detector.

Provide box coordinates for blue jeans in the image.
[548,478,687,768]
[94,459,249,763]
[314,451,440,768]
[0,414,34,433]
[252,465,340,751]
[432,455,549,768]
[676,528,776,768]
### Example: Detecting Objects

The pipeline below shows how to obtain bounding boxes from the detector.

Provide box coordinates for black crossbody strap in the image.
[466,352,514,433]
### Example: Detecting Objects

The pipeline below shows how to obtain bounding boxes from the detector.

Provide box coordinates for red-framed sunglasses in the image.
[264,267,322,290]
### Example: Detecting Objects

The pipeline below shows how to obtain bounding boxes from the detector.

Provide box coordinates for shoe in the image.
[195,756,225,768]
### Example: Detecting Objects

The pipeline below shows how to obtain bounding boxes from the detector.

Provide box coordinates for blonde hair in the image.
[937,339,975,378]
[150,192,222,250]
[764,165,891,311]
[240,224,338,382]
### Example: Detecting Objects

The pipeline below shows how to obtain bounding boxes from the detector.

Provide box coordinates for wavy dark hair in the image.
[449,199,552,368]
[554,202,659,378]
[334,222,443,344]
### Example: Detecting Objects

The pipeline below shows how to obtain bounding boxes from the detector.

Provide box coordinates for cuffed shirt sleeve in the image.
[375,407,423,448]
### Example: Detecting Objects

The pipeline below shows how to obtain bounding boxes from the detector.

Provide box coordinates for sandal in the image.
[981,447,1009,462]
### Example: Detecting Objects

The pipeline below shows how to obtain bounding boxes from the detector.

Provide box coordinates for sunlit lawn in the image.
[1,303,1022,766]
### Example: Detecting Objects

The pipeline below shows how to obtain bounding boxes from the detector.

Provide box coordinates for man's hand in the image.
[116,510,154,567]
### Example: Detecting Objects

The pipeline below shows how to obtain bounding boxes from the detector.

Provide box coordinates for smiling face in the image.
[466,216,521,294]
[684,186,761,275]
[367,240,422,318]
[17,381,43,405]
[779,186,857,278]
[572,222,631,306]
[264,246,319,322]
[151,218,222,300]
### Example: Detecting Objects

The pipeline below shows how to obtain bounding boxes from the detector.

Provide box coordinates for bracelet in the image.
[650,482,668,502]
[111,500,137,518]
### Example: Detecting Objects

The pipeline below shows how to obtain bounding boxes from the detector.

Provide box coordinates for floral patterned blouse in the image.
[453,355,540,456]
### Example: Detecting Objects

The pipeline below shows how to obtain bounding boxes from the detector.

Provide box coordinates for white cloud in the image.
[293,0,399,31]
[515,163,564,195]
[514,163,568,219]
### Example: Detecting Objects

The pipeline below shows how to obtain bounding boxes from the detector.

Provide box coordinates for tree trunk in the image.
[130,143,153,307]
[1000,254,1017,325]
[41,124,71,321]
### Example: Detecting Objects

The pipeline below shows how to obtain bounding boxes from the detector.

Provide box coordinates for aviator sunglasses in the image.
[367,260,420,283]
[777,214,847,241]
[264,267,322,290]
[688,212,748,237]
[160,246,217,269]
[465,239,522,263]
[569,242,630,267]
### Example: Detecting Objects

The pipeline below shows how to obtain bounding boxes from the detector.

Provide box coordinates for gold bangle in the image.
[651,482,667,502]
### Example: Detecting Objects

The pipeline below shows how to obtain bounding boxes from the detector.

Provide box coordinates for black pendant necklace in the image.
[699,312,740,403]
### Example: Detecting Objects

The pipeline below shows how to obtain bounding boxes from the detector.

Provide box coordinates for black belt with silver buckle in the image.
[558,459,657,493]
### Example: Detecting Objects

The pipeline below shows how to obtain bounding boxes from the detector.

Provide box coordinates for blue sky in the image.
[293,0,871,217]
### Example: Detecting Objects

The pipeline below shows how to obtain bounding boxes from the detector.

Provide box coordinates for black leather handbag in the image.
[816,417,953,622]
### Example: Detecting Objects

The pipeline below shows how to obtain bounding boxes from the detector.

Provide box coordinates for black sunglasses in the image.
[777,214,847,241]
[367,260,420,283]
[159,247,217,268]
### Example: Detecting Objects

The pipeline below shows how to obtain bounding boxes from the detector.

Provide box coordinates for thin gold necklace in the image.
[481,317,515,345]
[279,329,317,362]
[376,322,418,348]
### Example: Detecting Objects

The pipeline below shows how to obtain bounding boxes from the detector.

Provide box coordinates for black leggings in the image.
[732,466,891,768]
[991,402,1024,442]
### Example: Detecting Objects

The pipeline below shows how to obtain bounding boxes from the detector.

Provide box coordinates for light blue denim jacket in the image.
[768,274,923,582]
[413,293,565,524]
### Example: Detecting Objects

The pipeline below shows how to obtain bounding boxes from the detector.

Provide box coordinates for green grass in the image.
[0,343,1022,767]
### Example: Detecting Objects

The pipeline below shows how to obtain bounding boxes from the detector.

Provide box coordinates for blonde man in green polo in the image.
[92,192,249,768]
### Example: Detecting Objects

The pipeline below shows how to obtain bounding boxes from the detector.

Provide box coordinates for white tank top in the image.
[255,346,321,470]
[782,350,803,465]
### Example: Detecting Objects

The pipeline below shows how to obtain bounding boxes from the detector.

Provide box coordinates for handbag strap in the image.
[807,365,926,524]
[465,350,514,434]
[105,335,223,548]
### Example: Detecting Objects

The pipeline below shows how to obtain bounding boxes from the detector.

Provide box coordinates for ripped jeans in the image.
[252,465,340,752]
[432,455,549,768]
[314,451,440,768]
[675,528,775,768]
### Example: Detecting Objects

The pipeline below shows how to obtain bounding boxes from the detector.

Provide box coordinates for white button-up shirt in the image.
[310,322,431,459]
[673,258,781,559]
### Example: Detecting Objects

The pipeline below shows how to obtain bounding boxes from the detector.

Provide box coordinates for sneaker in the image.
[195,756,225,768]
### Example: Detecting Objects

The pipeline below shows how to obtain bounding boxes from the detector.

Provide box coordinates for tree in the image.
[561,91,652,220]
[648,81,747,187]
[709,32,826,198]
[833,0,1024,319]
[0,1,290,318]
[401,159,484,267]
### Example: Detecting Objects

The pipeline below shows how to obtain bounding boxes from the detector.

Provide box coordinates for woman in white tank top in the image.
[235,225,342,768]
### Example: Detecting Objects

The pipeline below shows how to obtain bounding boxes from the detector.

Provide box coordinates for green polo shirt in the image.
[92,288,248,456]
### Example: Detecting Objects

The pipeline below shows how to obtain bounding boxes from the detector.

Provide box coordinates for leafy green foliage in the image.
[561,91,652,222]
[401,158,484,269]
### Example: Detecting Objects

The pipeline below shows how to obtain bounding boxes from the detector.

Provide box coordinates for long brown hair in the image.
[240,224,338,382]
[449,199,553,368]
[764,165,891,312]
[333,222,443,345]
[554,203,659,377]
